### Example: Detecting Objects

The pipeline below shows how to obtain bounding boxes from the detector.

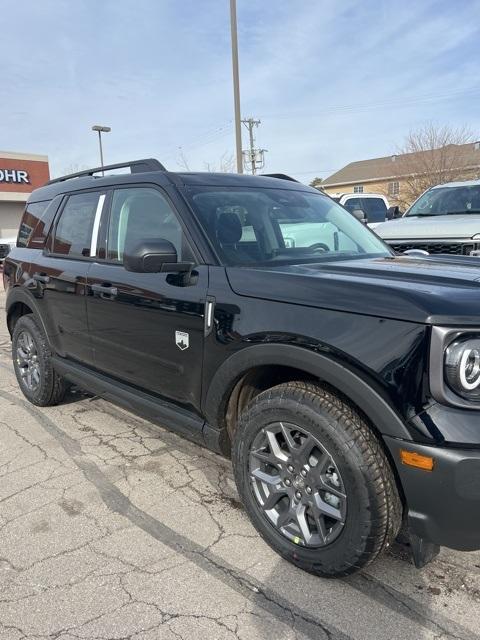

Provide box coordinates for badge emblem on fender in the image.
[175,331,189,350]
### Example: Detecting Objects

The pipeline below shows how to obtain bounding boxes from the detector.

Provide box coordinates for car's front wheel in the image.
[12,314,68,406]
[232,381,402,577]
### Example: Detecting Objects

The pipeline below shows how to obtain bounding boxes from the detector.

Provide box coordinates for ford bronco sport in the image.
[4,159,480,578]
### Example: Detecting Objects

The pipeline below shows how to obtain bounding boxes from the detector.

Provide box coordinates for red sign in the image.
[0,157,50,193]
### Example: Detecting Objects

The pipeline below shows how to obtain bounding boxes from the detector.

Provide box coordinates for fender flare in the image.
[203,343,412,440]
[5,287,51,343]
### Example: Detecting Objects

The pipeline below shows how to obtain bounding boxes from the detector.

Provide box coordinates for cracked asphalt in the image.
[0,291,479,640]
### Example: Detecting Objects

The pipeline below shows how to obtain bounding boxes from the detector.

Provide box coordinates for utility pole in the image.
[229,0,243,174]
[241,117,267,174]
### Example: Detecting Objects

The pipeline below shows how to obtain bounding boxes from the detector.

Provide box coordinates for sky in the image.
[1,0,480,183]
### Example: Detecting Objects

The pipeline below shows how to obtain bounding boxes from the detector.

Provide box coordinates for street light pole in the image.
[229,0,243,174]
[91,125,111,175]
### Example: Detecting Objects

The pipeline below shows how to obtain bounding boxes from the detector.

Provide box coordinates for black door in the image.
[86,185,208,416]
[39,190,107,364]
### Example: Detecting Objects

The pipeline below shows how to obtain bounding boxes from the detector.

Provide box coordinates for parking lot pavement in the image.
[0,290,479,640]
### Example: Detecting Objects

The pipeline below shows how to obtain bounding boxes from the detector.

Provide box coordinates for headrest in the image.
[216,212,242,244]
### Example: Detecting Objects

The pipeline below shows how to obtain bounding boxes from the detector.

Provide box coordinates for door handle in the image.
[91,283,118,298]
[33,273,50,284]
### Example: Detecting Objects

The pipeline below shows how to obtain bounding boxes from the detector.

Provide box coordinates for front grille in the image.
[389,242,475,255]
[0,244,10,259]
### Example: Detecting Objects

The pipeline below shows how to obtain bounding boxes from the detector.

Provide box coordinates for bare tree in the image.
[60,162,89,176]
[309,177,323,190]
[176,148,191,171]
[176,149,235,173]
[394,123,474,208]
[204,152,235,173]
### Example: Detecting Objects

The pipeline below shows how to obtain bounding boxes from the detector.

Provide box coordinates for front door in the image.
[86,185,207,416]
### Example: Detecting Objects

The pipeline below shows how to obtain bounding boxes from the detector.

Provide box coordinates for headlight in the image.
[445,338,480,399]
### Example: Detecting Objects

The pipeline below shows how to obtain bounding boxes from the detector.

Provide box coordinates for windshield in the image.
[407,184,480,216]
[187,186,391,267]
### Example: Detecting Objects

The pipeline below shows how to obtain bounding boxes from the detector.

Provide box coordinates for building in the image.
[321,142,480,208]
[0,151,50,239]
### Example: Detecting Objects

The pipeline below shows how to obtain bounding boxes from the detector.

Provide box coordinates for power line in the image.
[262,86,480,120]
[161,122,234,163]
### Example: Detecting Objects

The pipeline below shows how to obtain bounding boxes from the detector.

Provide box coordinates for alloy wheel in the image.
[16,330,41,392]
[249,422,347,547]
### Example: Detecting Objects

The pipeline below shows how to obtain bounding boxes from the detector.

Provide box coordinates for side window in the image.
[17,201,49,247]
[107,187,192,262]
[52,192,103,257]
[361,198,387,223]
[343,197,361,212]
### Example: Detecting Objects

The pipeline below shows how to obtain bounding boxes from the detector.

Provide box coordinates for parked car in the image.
[5,159,480,578]
[375,179,480,255]
[331,192,390,227]
[0,236,16,269]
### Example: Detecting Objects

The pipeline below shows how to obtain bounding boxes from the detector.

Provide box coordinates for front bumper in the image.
[384,435,480,551]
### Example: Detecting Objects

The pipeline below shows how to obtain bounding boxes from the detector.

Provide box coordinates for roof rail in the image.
[260,173,299,182]
[47,158,166,185]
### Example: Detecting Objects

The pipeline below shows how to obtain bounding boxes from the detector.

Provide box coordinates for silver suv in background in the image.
[374,179,480,256]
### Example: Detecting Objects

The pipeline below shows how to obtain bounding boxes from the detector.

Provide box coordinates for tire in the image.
[12,314,68,407]
[232,381,402,578]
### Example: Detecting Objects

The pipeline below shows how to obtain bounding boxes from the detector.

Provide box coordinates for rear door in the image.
[40,189,107,364]
[86,185,208,416]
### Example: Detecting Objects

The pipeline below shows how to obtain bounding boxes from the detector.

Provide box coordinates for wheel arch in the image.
[203,344,412,443]
[6,288,49,340]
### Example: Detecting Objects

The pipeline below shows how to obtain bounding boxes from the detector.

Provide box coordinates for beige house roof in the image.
[323,142,480,187]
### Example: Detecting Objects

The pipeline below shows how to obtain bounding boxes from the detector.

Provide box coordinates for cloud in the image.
[0,0,479,181]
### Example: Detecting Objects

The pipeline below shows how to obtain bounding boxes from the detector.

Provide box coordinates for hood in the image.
[226,255,480,325]
[374,214,480,240]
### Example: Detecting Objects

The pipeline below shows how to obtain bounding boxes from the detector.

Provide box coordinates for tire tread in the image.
[233,380,403,577]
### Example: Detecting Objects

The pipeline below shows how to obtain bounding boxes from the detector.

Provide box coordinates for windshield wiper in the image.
[410,210,480,217]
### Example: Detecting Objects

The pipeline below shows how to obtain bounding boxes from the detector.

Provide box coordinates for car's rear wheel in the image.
[12,314,68,406]
[232,381,402,577]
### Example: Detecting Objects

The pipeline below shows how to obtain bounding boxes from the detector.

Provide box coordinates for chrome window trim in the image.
[90,193,106,257]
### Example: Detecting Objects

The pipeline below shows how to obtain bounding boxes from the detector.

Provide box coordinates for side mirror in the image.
[386,206,402,220]
[124,239,191,274]
[351,208,367,224]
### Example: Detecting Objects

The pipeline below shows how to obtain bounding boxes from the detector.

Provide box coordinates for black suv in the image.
[4,159,480,578]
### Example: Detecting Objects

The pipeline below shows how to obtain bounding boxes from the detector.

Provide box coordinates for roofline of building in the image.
[322,162,480,188]
[322,175,399,188]
[0,150,49,162]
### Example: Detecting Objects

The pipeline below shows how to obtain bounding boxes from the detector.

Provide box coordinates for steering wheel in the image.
[309,242,330,253]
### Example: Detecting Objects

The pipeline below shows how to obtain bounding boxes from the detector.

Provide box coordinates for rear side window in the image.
[17,201,50,247]
[52,192,102,257]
